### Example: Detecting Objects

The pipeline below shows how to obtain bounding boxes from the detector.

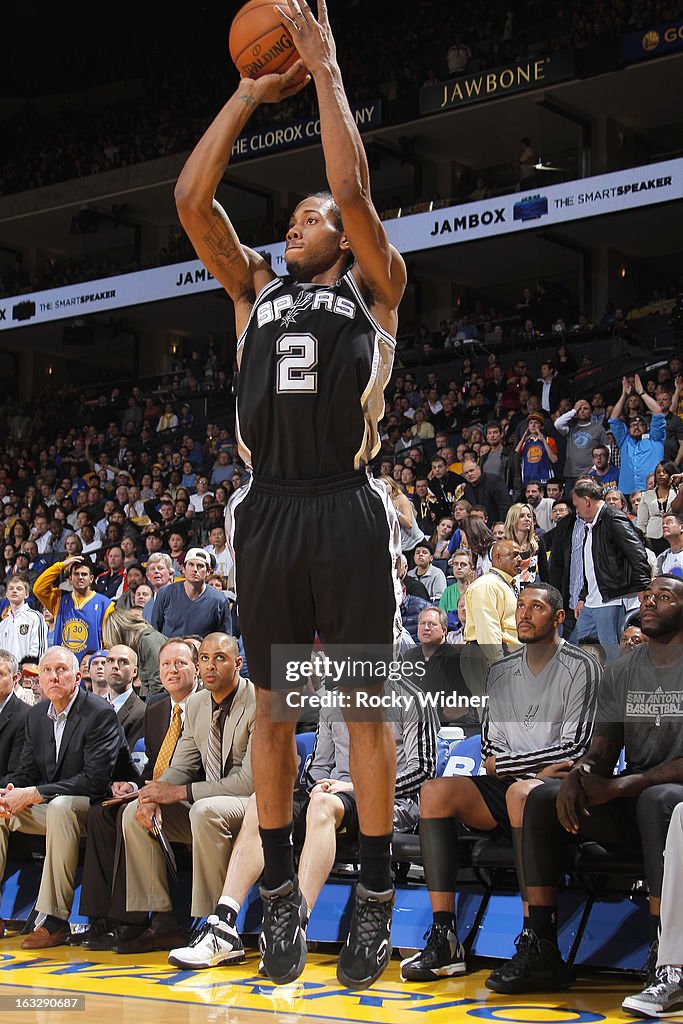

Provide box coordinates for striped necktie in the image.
[205,705,225,782]
[153,704,182,780]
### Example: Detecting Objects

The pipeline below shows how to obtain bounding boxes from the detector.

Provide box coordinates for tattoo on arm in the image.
[202,219,243,267]
[239,94,257,110]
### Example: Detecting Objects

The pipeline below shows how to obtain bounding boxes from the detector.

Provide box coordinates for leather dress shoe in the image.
[81,931,117,951]
[114,924,185,955]
[21,925,70,950]
[71,917,109,947]
[84,923,146,951]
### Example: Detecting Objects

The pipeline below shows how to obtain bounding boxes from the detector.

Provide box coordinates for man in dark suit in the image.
[104,645,145,749]
[0,646,125,949]
[79,638,199,950]
[461,457,511,524]
[548,505,580,639]
[0,651,30,792]
[537,360,569,416]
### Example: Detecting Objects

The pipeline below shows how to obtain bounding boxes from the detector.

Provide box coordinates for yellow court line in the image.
[0,939,657,1024]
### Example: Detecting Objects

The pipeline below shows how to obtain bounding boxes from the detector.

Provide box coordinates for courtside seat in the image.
[573,841,645,886]
[332,733,484,878]
[296,731,316,784]
[466,832,646,964]
[470,836,515,872]
[392,832,421,865]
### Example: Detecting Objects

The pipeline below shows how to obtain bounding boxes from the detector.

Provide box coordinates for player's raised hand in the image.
[242,60,310,103]
[275,0,337,74]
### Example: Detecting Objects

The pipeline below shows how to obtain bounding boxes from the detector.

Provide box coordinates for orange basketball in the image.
[229,0,300,80]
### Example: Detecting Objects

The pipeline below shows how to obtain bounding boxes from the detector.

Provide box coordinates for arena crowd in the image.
[0,335,683,1010]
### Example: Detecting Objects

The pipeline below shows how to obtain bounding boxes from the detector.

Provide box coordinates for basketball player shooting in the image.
[175,0,407,989]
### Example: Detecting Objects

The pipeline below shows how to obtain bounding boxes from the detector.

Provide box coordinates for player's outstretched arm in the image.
[278,0,406,315]
[175,65,309,312]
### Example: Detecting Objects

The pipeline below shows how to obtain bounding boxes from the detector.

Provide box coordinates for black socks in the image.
[359,832,393,892]
[528,905,558,945]
[259,823,294,891]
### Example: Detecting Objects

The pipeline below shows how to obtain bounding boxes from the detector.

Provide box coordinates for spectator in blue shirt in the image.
[587,444,620,490]
[210,451,233,488]
[151,548,232,637]
[609,374,665,496]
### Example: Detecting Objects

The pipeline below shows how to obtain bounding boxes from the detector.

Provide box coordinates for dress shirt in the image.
[47,688,80,760]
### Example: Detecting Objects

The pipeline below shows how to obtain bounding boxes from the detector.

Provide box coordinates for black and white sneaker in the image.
[400,923,466,981]
[259,878,308,985]
[645,938,659,986]
[485,929,570,994]
[337,884,394,989]
[168,915,245,969]
[623,965,683,1018]
[257,930,267,976]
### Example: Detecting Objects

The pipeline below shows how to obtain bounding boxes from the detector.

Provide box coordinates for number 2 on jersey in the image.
[276,333,318,394]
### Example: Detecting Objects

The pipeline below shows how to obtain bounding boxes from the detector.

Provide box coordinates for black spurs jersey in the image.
[235,271,395,479]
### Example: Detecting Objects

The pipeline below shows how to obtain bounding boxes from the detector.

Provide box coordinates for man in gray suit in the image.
[115,632,255,953]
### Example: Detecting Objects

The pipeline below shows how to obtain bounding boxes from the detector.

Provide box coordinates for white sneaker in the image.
[168,915,245,969]
[623,965,683,1018]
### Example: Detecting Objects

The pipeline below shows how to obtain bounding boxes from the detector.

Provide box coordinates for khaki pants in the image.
[0,796,90,920]
[121,795,249,918]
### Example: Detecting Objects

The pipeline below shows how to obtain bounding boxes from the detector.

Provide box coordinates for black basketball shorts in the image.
[229,470,401,690]
[469,775,514,839]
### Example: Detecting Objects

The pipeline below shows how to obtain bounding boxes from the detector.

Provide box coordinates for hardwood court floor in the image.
[0,934,660,1024]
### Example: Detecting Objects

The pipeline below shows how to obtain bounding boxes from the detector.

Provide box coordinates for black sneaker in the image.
[259,878,308,985]
[645,938,659,986]
[486,929,534,990]
[400,923,466,981]
[337,883,394,989]
[485,929,570,994]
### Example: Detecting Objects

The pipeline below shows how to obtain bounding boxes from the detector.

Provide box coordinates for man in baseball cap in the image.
[184,547,215,570]
[150,547,230,639]
[515,412,558,488]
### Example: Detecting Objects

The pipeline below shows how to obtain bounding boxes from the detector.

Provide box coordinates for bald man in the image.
[460,540,524,701]
[464,540,523,665]
[104,645,145,749]
[115,633,256,954]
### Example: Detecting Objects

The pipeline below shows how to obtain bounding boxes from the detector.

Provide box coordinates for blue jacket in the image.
[401,594,431,643]
[609,413,665,494]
